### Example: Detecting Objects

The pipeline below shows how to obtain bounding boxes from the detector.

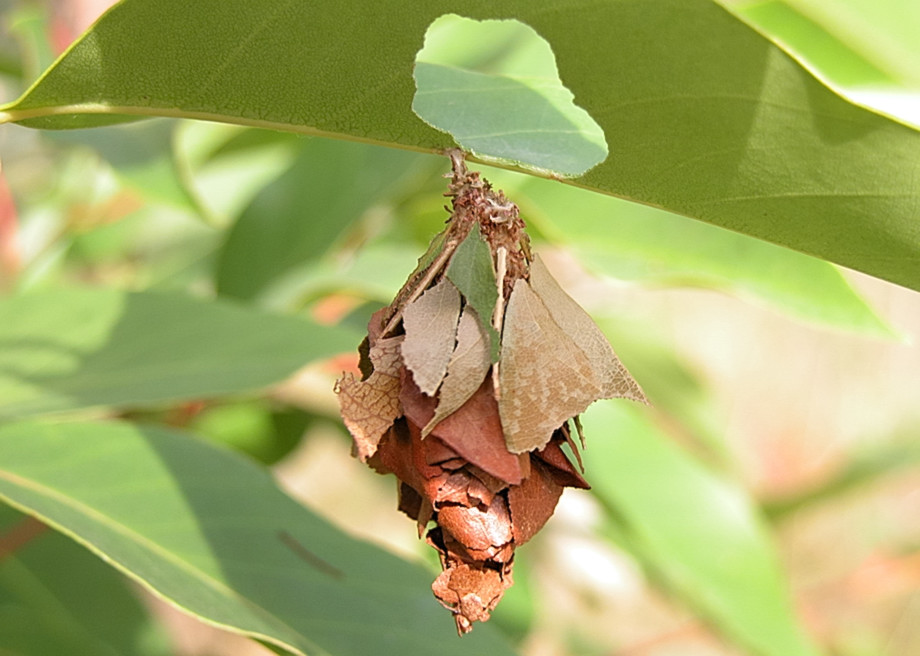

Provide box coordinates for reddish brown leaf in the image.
[536,438,591,490]
[438,495,512,560]
[401,372,524,485]
[508,458,565,546]
[431,563,507,635]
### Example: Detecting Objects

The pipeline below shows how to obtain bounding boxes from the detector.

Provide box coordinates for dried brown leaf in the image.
[336,335,404,461]
[370,419,452,505]
[529,255,646,403]
[438,495,513,559]
[535,438,591,490]
[432,563,507,634]
[498,257,648,453]
[423,306,491,437]
[498,279,602,453]
[507,458,564,545]
[401,372,525,485]
[401,278,461,396]
[438,473,474,506]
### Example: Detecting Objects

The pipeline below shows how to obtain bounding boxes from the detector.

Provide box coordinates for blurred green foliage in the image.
[0,3,918,656]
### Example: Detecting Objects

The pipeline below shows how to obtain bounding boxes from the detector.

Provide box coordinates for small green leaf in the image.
[583,401,820,656]
[413,13,608,176]
[446,224,500,360]
[0,420,516,656]
[412,16,607,176]
[0,287,359,419]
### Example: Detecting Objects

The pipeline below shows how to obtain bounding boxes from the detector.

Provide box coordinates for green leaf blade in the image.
[216,139,424,301]
[1,0,919,288]
[0,507,171,656]
[583,401,820,656]
[413,63,606,176]
[445,224,501,360]
[0,288,359,419]
[510,172,895,336]
[0,420,516,656]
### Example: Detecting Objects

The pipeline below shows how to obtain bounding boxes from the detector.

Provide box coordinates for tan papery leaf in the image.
[400,278,462,396]
[423,306,491,437]
[335,335,404,461]
[499,279,603,453]
[529,255,646,403]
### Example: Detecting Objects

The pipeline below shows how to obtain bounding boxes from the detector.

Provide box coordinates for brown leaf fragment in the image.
[465,475,496,508]
[437,495,513,559]
[432,563,507,635]
[499,278,602,453]
[400,278,461,396]
[421,435,462,468]
[529,255,646,403]
[398,482,422,520]
[401,372,525,485]
[397,483,434,538]
[369,420,449,500]
[365,306,390,346]
[508,458,565,546]
[422,306,491,437]
[468,464,520,495]
[335,335,404,461]
[535,436,591,490]
[438,473,474,506]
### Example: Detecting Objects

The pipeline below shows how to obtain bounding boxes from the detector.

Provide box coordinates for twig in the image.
[278,530,345,580]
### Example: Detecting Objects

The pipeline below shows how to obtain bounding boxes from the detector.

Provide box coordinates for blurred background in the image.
[1,1,919,655]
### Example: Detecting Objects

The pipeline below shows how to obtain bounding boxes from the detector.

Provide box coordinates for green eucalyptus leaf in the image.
[0,506,171,656]
[217,139,427,301]
[50,119,200,211]
[0,1,918,292]
[445,224,500,360]
[583,401,820,656]
[0,287,358,419]
[0,420,515,656]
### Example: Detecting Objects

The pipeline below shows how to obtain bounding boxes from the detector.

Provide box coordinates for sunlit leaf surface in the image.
[1,0,918,292]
